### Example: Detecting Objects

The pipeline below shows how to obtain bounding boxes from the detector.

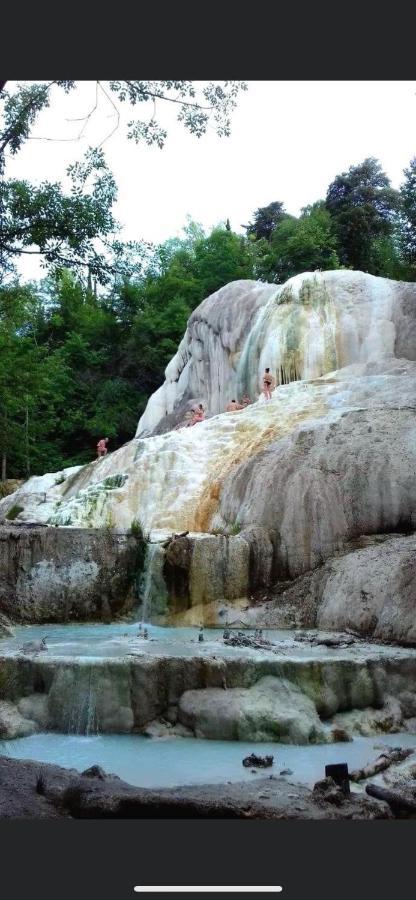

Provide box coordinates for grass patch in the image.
[5,504,24,521]
[102,474,127,490]
[229,522,241,535]
[129,518,144,540]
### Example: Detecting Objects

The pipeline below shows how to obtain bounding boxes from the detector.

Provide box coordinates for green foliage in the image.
[102,474,128,490]
[229,522,241,535]
[0,81,246,283]
[255,204,340,283]
[325,158,399,272]
[246,201,286,241]
[5,504,24,520]
[129,518,144,540]
[398,157,416,278]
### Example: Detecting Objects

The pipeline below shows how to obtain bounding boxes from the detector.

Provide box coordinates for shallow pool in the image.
[1,622,299,660]
[5,732,416,789]
[2,622,414,664]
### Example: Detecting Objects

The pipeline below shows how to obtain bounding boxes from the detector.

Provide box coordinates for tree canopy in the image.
[246,201,286,242]
[0,80,246,284]
[325,158,399,272]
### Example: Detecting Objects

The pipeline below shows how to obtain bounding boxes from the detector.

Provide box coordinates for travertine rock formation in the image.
[1,271,415,640]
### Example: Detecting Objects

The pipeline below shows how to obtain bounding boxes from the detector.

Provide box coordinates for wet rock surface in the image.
[1,637,416,741]
[0,526,141,623]
[0,700,38,739]
[0,755,393,819]
[0,613,14,638]
[179,676,327,743]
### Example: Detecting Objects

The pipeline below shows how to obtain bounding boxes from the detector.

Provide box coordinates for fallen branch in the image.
[350,748,414,782]
[365,782,416,814]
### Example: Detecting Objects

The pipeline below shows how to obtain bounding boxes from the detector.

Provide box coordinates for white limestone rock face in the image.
[316,535,416,643]
[218,361,416,578]
[136,279,277,435]
[243,534,416,644]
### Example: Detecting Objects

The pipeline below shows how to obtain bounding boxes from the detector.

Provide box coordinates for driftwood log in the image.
[350,748,414,782]
[365,783,416,814]
[242,753,274,769]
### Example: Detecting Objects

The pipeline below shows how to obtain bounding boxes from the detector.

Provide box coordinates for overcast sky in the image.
[6,80,416,281]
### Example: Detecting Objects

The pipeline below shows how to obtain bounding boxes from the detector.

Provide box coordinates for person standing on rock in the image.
[96,437,109,459]
[262,368,275,400]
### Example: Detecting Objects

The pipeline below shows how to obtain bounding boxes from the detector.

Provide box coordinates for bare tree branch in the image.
[96,81,120,148]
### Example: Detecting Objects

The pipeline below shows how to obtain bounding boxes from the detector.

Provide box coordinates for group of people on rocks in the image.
[96,367,277,455]
[175,367,277,432]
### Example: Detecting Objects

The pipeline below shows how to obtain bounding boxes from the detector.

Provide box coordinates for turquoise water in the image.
[5,732,416,789]
[1,622,299,660]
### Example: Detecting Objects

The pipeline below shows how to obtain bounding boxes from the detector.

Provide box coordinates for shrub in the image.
[130,518,144,540]
[5,504,24,521]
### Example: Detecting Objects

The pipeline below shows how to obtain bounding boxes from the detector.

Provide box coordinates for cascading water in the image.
[48,666,100,735]
[138,543,169,622]
[236,274,338,397]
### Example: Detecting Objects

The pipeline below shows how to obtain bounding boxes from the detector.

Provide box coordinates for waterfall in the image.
[237,274,338,397]
[48,666,100,735]
[138,543,168,622]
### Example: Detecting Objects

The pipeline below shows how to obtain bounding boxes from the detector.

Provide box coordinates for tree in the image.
[325,158,399,272]
[246,201,286,241]
[0,282,65,479]
[398,157,416,274]
[0,81,246,283]
[255,203,340,283]
[193,227,256,298]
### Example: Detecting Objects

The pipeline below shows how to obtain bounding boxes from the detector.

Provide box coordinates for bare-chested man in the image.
[262,368,276,400]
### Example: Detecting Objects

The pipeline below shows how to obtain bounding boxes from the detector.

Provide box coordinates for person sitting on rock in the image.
[97,437,109,458]
[226,398,242,412]
[187,404,205,426]
[241,394,252,407]
[262,368,275,400]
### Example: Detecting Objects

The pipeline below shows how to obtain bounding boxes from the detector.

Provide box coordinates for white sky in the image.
[5,80,416,281]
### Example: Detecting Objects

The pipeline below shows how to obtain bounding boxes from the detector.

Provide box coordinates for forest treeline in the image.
[2,155,416,479]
